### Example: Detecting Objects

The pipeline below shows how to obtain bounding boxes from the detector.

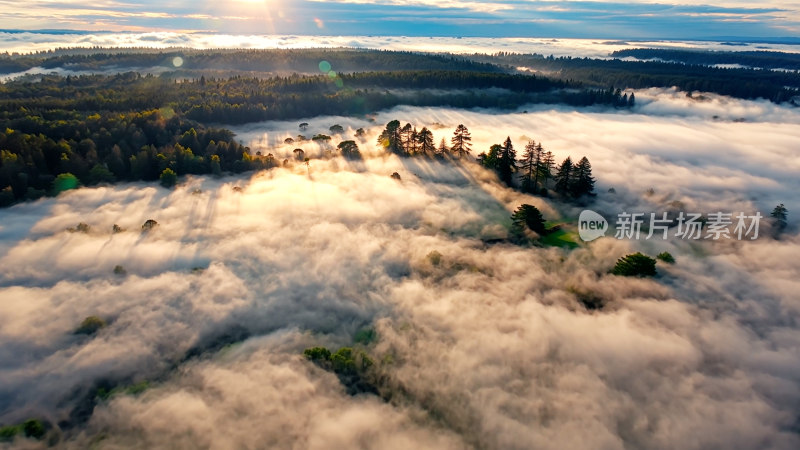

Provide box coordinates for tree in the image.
[141,219,159,231]
[438,137,449,156]
[656,252,675,264]
[554,157,573,195]
[611,253,657,277]
[159,168,177,188]
[210,154,222,176]
[299,122,309,131]
[451,124,472,158]
[628,92,636,107]
[53,172,79,193]
[519,140,540,193]
[539,149,555,191]
[329,124,344,134]
[497,136,517,186]
[355,128,366,139]
[418,127,436,155]
[571,156,595,197]
[337,140,361,160]
[771,203,788,234]
[511,204,546,236]
[377,120,402,154]
[479,144,501,171]
[293,148,305,161]
[88,164,115,185]
[400,123,413,155]
[75,316,106,335]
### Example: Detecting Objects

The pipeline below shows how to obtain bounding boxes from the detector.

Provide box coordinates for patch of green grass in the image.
[541,228,580,249]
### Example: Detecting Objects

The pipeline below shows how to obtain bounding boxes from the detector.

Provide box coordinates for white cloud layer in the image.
[0,91,798,448]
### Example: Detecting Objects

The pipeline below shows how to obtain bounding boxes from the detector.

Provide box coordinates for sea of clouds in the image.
[3,32,800,57]
[0,89,798,448]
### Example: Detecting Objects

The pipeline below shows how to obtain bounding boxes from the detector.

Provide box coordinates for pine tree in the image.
[519,140,538,193]
[451,124,472,158]
[511,204,546,237]
[479,144,502,170]
[628,92,636,107]
[571,156,595,197]
[377,120,402,154]
[554,156,573,195]
[418,127,435,155]
[438,137,449,157]
[539,148,554,192]
[497,136,517,186]
[400,123,413,155]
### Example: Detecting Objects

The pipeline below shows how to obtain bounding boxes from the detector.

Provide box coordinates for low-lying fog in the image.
[0,90,798,449]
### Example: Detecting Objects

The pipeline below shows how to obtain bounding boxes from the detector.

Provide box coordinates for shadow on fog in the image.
[397,154,514,241]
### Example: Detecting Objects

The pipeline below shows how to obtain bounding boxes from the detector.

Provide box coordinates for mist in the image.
[3,32,800,58]
[0,91,799,449]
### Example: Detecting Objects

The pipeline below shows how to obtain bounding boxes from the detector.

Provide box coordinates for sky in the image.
[0,0,799,40]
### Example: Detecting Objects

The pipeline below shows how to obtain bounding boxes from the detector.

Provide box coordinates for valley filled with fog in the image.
[1,88,798,449]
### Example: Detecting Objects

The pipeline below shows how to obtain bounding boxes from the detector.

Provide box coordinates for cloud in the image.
[0,91,799,447]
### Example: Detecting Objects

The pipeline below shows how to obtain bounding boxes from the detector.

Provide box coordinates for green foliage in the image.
[53,172,79,193]
[329,124,344,134]
[354,327,377,345]
[0,419,44,442]
[113,265,126,275]
[511,204,546,236]
[88,164,116,185]
[427,250,443,266]
[159,168,178,188]
[612,253,657,277]
[75,316,107,335]
[771,203,788,234]
[656,252,676,264]
[0,425,20,441]
[22,420,45,440]
[303,347,332,362]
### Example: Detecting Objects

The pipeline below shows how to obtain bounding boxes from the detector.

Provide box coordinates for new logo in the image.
[578,210,608,242]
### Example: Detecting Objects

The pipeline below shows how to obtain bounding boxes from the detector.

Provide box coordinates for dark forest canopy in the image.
[470,52,800,103]
[2,47,798,104]
[0,71,628,125]
[610,48,800,71]
[0,48,502,75]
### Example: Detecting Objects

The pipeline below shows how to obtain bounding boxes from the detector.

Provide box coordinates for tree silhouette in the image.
[377,120,402,154]
[497,136,517,186]
[511,204,546,236]
[418,127,436,155]
[612,253,657,277]
[451,124,472,158]
[554,156,573,195]
[337,140,361,160]
[571,156,595,197]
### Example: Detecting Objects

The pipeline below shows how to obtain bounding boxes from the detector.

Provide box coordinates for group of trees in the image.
[472,52,800,104]
[0,109,253,206]
[377,121,472,158]
[479,137,596,198]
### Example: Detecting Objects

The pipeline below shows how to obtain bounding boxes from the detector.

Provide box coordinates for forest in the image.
[471,52,800,103]
[610,48,800,71]
[3,46,796,207]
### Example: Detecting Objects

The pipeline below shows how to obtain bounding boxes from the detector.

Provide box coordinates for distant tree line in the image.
[0,71,631,126]
[611,48,800,71]
[471,52,800,103]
